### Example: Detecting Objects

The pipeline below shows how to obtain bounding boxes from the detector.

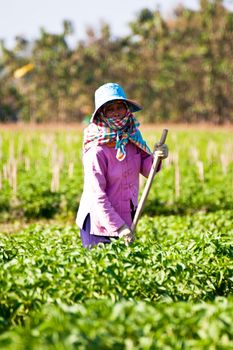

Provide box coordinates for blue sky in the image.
[1,0,232,47]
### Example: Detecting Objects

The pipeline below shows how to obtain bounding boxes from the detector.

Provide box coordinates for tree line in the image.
[0,0,232,124]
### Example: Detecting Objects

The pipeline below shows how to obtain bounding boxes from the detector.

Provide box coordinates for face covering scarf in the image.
[83,108,152,161]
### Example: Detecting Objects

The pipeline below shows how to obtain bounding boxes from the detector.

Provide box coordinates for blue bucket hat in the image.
[91,83,142,122]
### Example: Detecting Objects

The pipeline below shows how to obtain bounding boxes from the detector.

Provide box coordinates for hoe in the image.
[131,129,168,233]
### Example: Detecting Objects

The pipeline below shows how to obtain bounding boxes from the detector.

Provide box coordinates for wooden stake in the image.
[220,154,228,174]
[68,162,74,178]
[175,155,180,199]
[12,161,17,198]
[197,160,204,182]
[51,164,60,192]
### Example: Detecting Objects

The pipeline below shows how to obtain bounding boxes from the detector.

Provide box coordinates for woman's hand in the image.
[154,143,169,159]
[118,224,134,245]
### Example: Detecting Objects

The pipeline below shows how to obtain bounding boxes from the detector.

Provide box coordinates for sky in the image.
[1,0,233,48]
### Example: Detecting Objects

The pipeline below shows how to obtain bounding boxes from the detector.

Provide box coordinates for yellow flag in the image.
[14,63,35,79]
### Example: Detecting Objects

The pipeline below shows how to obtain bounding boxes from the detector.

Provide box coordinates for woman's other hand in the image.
[118,224,135,245]
[154,143,169,159]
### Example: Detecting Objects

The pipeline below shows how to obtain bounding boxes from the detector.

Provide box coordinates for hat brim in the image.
[90,97,142,123]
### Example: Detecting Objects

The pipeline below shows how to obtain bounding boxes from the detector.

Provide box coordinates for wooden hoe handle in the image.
[131,129,168,233]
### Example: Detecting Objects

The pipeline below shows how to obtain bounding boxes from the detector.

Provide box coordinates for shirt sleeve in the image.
[84,147,125,233]
[140,151,162,178]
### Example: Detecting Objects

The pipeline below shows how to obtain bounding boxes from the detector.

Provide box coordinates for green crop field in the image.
[0,126,232,349]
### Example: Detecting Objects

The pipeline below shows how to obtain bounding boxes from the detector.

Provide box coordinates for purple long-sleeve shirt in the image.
[76,142,154,237]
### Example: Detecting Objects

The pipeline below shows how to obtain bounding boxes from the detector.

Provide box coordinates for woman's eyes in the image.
[106,108,114,113]
[107,105,125,113]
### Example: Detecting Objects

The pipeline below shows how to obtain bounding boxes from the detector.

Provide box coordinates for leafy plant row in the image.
[0,210,232,332]
[0,298,232,350]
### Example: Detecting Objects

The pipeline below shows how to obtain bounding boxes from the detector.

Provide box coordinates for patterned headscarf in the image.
[83,108,152,161]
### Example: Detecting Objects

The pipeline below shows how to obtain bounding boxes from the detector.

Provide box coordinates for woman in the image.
[76,83,168,248]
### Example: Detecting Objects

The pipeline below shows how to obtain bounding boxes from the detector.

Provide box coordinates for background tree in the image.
[0,0,232,124]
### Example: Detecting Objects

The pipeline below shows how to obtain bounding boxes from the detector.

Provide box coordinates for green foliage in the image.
[0,128,232,221]
[0,127,232,348]
[0,210,232,348]
[0,299,232,349]
[0,129,83,221]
